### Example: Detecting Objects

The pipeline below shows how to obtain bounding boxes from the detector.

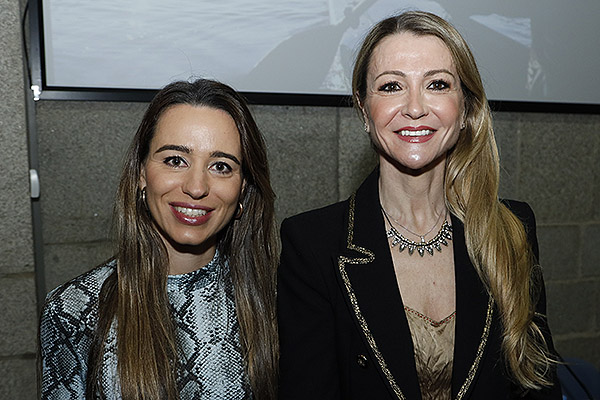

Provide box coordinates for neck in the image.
[378,158,447,233]
[165,241,217,275]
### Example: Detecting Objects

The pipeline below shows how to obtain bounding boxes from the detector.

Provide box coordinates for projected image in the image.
[42,0,599,104]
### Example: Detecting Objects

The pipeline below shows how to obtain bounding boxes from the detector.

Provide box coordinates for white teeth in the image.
[397,129,434,136]
[174,206,207,217]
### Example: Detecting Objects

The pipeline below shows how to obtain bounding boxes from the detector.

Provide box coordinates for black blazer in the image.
[278,169,561,400]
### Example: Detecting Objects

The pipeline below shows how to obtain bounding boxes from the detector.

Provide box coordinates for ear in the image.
[240,178,247,199]
[139,165,147,189]
[355,93,370,133]
[355,92,368,119]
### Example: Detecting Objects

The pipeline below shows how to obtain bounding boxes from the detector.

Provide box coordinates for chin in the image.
[389,154,444,174]
[392,153,426,168]
[175,234,212,247]
[161,228,214,249]
[407,150,450,169]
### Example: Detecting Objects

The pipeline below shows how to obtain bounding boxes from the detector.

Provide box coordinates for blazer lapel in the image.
[337,170,496,400]
[450,216,495,399]
[336,170,421,400]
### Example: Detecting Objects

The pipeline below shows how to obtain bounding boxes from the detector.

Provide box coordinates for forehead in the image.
[152,104,240,150]
[368,32,456,76]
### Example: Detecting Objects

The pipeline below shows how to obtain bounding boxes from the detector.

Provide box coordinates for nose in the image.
[403,89,427,119]
[182,169,209,199]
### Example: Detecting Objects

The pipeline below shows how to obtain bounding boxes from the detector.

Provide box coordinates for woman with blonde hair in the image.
[278,11,560,399]
[40,79,278,399]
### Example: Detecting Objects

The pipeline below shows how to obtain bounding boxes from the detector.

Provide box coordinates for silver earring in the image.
[141,187,148,207]
[363,121,370,133]
[461,122,466,130]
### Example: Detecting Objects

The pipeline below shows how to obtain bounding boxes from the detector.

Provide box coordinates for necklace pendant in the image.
[384,219,453,257]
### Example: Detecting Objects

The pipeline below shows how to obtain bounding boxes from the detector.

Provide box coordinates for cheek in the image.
[143,173,179,211]
[446,129,461,149]
[430,96,463,125]
[366,97,401,127]
[145,168,175,192]
[217,180,243,207]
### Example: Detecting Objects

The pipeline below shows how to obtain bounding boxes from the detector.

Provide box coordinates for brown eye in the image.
[164,155,187,168]
[378,81,402,92]
[428,80,450,91]
[209,161,233,175]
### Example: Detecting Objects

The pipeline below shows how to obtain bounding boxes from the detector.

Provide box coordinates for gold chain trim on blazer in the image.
[338,193,494,400]
[455,295,494,399]
[338,194,406,400]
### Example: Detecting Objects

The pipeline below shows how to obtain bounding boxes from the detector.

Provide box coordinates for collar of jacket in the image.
[336,168,494,400]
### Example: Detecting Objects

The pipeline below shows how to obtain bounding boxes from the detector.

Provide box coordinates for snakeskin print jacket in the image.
[40,252,251,399]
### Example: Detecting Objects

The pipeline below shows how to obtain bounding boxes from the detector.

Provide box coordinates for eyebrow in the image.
[425,69,456,78]
[154,146,241,165]
[155,144,191,154]
[211,151,241,165]
[375,69,456,80]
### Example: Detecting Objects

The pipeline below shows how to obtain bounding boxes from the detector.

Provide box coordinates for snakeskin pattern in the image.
[40,252,250,399]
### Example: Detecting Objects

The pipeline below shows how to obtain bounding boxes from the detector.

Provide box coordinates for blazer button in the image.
[357,354,368,368]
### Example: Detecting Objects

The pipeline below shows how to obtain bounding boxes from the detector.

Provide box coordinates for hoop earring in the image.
[235,202,244,219]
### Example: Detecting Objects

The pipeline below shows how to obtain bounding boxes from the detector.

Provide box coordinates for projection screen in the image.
[31,0,600,110]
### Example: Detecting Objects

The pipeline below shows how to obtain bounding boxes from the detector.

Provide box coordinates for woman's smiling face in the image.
[362,32,465,171]
[140,104,243,259]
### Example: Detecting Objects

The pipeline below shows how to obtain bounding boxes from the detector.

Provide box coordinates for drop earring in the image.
[140,187,149,211]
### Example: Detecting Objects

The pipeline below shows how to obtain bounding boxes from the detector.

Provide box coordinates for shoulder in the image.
[500,199,540,259]
[41,260,115,332]
[501,199,536,229]
[39,261,116,398]
[501,199,534,218]
[280,168,379,251]
[279,200,350,259]
[281,200,348,237]
[44,260,115,308]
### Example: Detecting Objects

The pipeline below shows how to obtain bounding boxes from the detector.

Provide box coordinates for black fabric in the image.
[278,169,561,400]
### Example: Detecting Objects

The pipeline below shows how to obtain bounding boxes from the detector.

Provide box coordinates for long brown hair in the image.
[86,79,278,399]
[352,11,555,389]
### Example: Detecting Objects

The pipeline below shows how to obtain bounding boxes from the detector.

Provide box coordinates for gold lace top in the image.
[404,306,456,400]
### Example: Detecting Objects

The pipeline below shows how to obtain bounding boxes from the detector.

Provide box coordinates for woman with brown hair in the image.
[278,11,561,400]
[40,79,278,399]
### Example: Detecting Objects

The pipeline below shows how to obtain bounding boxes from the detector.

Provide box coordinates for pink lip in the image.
[395,125,436,143]
[398,125,435,131]
[169,202,213,226]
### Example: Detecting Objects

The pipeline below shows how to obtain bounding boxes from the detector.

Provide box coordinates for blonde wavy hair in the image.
[352,11,555,389]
